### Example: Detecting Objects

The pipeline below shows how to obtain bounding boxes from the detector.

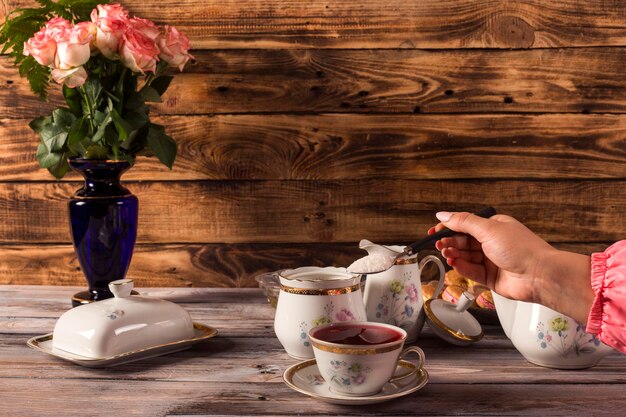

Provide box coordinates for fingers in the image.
[435,211,494,243]
[444,258,487,285]
[436,234,483,253]
[440,247,484,264]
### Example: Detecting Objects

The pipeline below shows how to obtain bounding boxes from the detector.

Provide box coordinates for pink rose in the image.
[130,17,160,41]
[23,17,71,67]
[71,21,97,44]
[90,3,130,59]
[90,3,129,31]
[44,17,72,39]
[157,26,193,71]
[55,22,94,70]
[24,29,57,67]
[52,66,88,88]
[119,28,159,73]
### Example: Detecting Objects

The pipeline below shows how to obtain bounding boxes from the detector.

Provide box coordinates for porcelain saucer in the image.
[27,322,217,368]
[283,359,428,405]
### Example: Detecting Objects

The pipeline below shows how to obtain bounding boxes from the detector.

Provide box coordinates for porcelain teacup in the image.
[309,321,425,396]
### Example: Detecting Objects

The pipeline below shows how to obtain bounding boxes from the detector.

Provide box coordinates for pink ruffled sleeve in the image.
[586,240,626,354]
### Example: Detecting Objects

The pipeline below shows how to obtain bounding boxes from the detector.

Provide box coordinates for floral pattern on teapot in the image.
[299,301,358,348]
[373,279,420,328]
[536,315,602,357]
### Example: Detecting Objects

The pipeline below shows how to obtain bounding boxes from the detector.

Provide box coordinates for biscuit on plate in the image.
[421,280,441,301]
[441,284,464,304]
[444,270,468,289]
[475,289,495,310]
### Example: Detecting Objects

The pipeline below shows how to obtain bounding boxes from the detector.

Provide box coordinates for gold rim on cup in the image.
[310,339,403,355]
[308,322,408,355]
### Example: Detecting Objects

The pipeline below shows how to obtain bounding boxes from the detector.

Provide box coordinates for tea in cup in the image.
[309,321,425,396]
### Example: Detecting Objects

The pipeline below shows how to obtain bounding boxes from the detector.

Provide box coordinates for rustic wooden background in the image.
[1,0,625,288]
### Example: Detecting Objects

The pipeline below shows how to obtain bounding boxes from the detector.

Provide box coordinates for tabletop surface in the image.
[1,285,626,417]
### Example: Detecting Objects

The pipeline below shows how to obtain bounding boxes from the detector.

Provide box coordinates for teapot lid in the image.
[424,291,483,346]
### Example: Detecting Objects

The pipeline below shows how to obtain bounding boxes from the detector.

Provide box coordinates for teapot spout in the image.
[492,292,516,339]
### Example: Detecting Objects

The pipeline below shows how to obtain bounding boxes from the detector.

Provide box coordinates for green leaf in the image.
[116,154,136,165]
[36,142,61,169]
[29,115,52,133]
[105,124,119,159]
[150,76,173,96]
[63,85,83,117]
[147,124,177,169]
[40,123,68,152]
[93,110,107,125]
[84,145,108,159]
[140,86,162,103]
[83,78,103,109]
[52,107,76,129]
[124,92,145,110]
[47,156,70,179]
[91,113,112,144]
[68,117,88,145]
[20,56,51,100]
[58,0,109,22]
[110,108,133,142]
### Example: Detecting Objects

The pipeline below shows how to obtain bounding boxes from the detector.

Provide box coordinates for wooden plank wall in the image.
[1,0,625,287]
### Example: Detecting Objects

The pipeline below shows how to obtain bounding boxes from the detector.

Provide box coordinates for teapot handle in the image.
[418,255,446,299]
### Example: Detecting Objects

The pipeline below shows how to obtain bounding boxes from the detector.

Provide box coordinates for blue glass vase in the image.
[68,159,138,307]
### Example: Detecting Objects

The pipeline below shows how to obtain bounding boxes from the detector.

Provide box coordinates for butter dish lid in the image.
[52,279,196,359]
[424,291,484,346]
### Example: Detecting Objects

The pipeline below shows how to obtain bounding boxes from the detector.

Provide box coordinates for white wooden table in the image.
[1,285,625,416]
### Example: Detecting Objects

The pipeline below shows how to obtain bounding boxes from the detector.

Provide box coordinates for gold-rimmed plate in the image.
[27,322,217,368]
[283,359,428,405]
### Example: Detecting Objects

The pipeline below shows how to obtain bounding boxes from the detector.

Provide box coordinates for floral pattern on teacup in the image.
[536,315,602,357]
[374,277,420,330]
[299,301,358,348]
[326,359,372,390]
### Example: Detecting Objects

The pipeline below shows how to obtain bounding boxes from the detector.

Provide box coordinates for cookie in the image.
[442,284,464,304]
[475,289,495,310]
[444,270,469,289]
[421,280,441,301]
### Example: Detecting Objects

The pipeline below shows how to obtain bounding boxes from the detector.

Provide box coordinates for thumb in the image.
[435,211,493,243]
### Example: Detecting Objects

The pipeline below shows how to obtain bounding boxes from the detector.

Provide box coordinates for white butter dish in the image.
[27,279,217,366]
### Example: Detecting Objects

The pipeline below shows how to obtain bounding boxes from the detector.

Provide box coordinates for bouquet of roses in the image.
[0,1,193,178]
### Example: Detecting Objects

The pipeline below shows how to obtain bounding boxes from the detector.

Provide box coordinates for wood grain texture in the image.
[0,180,625,244]
[2,0,626,289]
[0,243,364,287]
[1,287,625,417]
[6,48,626,117]
[0,243,609,288]
[4,0,626,49]
[3,114,626,181]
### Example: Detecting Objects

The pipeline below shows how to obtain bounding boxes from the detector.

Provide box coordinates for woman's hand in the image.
[430,211,593,324]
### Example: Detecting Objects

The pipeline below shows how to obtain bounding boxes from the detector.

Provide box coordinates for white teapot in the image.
[493,292,614,369]
[361,246,445,343]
